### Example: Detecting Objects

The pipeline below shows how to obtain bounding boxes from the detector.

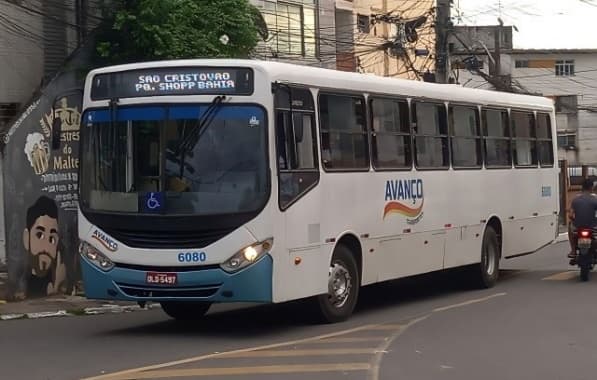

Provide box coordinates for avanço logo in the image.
[91,229,118,252]
[383,179,424,225]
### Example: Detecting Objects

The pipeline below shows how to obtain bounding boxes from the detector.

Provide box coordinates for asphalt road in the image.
[1,241,596,380]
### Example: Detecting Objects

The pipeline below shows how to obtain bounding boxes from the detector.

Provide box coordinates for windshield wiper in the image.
[177,95,226,154]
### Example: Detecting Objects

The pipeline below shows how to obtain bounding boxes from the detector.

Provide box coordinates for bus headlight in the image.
[80,242,114,271]
[220,239,273,273]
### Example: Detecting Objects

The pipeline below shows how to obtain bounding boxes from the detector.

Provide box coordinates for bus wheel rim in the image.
[328,262,352,308]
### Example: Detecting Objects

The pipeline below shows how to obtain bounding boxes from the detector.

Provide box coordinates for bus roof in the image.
[87,59,555,111]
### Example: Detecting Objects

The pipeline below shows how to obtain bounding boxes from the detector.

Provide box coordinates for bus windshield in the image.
[80,104,269,216]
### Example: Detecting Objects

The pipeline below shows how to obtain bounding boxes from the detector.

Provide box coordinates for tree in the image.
[95,0,266,64]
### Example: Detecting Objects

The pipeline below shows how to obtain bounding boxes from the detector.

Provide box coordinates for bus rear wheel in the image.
[314,245,360,323]
[160,301,211,321]
[470,226,500,288]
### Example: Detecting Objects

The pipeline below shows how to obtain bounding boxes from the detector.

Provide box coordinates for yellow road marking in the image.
[83,293,509,380]
[223,348,377,358]
[81,323,381,380]
[542,271,578,281]
[100,363,371,379]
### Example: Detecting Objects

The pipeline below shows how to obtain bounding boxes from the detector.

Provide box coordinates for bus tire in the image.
[470,227,500,288]
[160,301,211,321]
[314,245,360,323]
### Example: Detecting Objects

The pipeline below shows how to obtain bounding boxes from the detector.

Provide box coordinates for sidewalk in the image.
[0,294,158,321]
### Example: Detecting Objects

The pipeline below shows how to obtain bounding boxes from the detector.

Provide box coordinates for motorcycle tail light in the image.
[580,230,591,238]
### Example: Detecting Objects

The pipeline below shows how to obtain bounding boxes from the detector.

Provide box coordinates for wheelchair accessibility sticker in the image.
[143,192,164,213]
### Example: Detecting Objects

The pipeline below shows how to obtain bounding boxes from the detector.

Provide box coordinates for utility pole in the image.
[492,19,502,78]
[383,0,389,76]
[435,0,451,83]
[489,18,514,92]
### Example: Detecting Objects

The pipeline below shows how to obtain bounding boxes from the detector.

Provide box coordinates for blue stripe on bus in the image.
[85,107,166,123]
[84,106,264,124]
[80,254,273,303]
[169,106,202,119]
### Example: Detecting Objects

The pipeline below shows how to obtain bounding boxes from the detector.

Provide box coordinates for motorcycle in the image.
[575,228,597,281]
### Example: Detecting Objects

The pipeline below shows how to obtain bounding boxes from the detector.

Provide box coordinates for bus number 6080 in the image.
[178,252,207,263]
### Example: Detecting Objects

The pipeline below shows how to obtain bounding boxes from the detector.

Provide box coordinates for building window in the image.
[357,14,370,33]
[555,60,575,76]
[515,60,529,68]
[319,94,369,170]
[554,95,578,113]
[557,133,576,150]
[262,1,317,57]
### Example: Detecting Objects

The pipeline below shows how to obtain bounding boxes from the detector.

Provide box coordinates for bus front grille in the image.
[116,283,221,298]
[103,227,234,249]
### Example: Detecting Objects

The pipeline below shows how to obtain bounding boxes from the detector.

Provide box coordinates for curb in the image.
[0,302,161,321]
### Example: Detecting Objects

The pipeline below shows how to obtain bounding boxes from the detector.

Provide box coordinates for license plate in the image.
[578,238,592,248]
[146,272,177,285]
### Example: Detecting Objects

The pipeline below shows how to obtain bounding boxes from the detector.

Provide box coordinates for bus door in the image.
[273,85,327,300]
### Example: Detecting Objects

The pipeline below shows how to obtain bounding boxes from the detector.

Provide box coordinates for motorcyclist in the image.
[568,178,597,265]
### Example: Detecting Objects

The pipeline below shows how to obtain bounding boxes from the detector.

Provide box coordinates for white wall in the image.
[454,51,597,165]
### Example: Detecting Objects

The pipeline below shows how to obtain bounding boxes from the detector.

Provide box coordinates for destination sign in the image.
[90,67,254,100]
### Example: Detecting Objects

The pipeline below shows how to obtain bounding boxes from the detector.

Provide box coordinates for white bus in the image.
[72,59,559,322]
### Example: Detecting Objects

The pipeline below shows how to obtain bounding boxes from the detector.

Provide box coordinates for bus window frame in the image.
[410,99,450,171]
[510,108,539,169]
[317,90,371,173]
[447,102,483,170]
[78,102,272,218]
[535,111,556,168]
[482,106,513,170]
[368,95,413,172]
[274,85,320,211]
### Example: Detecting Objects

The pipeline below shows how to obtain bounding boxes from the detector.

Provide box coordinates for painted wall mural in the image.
[4,69,84,300]
[22,195,66,297]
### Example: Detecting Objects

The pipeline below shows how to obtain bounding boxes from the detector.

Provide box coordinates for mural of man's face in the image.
[23,215,59,277]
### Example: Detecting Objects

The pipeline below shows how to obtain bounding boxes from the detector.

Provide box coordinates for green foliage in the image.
[95,0,264,64]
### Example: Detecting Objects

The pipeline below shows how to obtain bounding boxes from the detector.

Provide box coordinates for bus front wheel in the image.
[160,301,211,321]
[315,245,360,323]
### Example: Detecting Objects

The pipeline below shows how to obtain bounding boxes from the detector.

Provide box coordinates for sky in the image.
[454,0,596,49]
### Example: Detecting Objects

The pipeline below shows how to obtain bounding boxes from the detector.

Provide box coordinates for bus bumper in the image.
[80,254,273,303]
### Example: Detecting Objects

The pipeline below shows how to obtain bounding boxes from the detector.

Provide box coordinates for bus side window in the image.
[536,112,554,167]
[511,110,537,167]
[483,108,511,168]
[274,87,319,210]
[412,101,449,169]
